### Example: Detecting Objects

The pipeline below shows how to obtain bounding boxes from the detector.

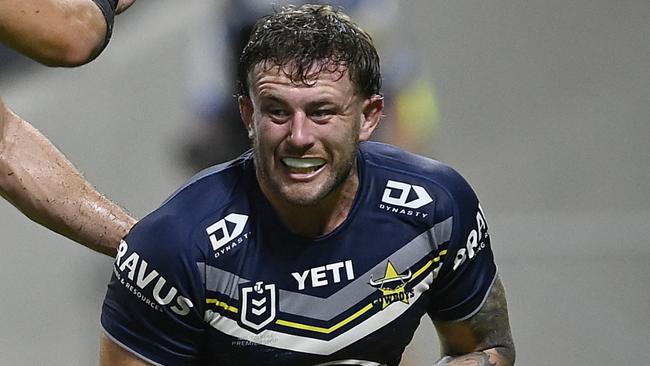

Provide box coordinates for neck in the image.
[262,167,360,238]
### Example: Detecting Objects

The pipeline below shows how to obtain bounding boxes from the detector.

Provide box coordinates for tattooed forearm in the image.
[433,275,516,366]
[464,277,515,363]
[435,348,514,365]
[435,352,496,365]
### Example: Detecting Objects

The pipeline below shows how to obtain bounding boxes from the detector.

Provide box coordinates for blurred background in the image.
[1,1,648,364]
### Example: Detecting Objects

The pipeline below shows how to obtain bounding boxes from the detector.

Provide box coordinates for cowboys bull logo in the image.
[369,261,414,309]
[239,281,278,333]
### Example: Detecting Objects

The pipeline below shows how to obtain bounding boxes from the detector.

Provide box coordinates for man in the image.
[181,0,438,172]
[0,0,137,255]
[101,5,515,365]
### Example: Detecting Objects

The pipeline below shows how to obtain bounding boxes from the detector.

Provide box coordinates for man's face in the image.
[240,63,382,207]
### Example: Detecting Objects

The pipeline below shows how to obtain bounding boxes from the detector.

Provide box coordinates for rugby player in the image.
[100,4,515,365]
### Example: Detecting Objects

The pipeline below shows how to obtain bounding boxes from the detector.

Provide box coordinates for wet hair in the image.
[236,4,382,98]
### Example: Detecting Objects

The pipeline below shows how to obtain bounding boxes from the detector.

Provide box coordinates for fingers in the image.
[115,0,136,14]
[0,97,10,130]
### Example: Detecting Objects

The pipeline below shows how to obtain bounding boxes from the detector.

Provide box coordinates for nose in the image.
[287,111,315,148]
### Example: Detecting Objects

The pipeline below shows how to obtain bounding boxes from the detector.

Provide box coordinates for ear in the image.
[238,95,254,138]
[358,94,384,142]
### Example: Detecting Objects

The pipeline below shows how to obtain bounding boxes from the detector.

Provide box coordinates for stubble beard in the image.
[253,141,359,208]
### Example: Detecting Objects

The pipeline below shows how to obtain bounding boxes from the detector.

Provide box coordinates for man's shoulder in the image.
[161,152,253,208]
[129,153,254,252]
[360,141,466,189]
[360,142,478,216]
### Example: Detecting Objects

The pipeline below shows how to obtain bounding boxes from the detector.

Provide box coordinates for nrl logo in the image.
[239,281,277,333]
[369,261,414,309]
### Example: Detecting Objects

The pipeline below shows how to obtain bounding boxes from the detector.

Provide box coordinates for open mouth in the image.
[281,157,327,174]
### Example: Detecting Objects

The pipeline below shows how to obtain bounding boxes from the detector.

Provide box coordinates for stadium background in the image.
[1,1,648,364]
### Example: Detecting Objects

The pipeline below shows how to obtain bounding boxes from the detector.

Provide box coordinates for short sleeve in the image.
[428,170,497,321]
[101,213,206,365]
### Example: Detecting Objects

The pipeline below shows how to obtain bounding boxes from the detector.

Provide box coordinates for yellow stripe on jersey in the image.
[275,303,374,334]
[206,298,239,313]
[205,249,447,336]
[411,249,447,282]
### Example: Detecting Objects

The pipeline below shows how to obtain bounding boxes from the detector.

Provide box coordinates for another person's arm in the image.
[0,0,135,66]
[0,98,135,256]
[433,275,516,366]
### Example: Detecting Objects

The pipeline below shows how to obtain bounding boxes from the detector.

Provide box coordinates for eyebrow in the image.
[306,100,337,109]
[257,93,288,105]
[259,92,338,106]
[266,101,338,115]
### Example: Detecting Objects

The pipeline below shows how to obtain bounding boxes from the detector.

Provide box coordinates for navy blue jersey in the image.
[101,142,497,366]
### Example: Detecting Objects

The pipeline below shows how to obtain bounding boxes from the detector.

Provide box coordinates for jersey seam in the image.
[160,153,250,207]
[444,267,498,323]
[101,325,167,366]
[361,153,457,208]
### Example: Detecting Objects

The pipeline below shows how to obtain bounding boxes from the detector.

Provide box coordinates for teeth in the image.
[282,158,326,169]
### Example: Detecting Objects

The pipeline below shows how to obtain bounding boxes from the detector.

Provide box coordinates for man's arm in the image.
[0,98,135,256]
[100,334,151,366]
[0,0,135,66]
[433,275,516,366]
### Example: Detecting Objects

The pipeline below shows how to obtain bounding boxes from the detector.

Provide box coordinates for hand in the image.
[116,0,136,14]
[0,97,9,134]
[434,356,454,366]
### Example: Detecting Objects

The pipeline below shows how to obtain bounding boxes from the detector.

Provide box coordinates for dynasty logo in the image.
[379,180,433,218]
[206,213,251,258]
[369,261,414,309]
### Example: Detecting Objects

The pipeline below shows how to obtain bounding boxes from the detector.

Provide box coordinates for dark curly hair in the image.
[236,4,382,98]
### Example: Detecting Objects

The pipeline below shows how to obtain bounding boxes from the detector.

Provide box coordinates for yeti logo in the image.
[381,180,433,209]
[206,213,248,251]
[239,281,277,333]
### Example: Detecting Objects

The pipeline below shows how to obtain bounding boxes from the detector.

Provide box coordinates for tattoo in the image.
[466,276,515,364]
[435,352,496,366]
[434,275,516,365]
